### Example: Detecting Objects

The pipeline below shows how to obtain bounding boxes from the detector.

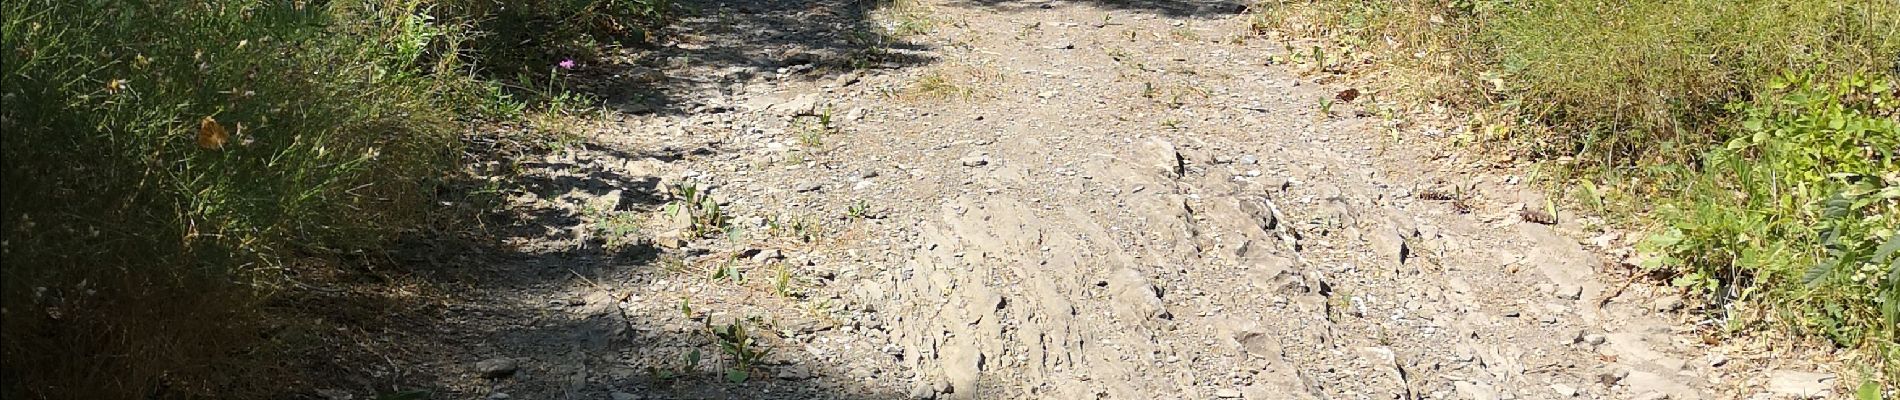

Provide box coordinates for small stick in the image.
[1597,266,1640,308]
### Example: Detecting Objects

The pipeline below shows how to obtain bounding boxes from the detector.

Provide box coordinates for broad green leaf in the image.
[725,368,749,383]
[1869,234,1900,261]
[1857,376,1882,400]
[1802,259,1836,288]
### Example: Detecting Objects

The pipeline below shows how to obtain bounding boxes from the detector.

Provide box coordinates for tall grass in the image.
[1486,0,1898,162]
[1255,0,1900,386]
[1,0,468,396]
[0,0,668,397]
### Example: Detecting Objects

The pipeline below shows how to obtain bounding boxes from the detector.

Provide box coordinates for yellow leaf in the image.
[196,116,228,150]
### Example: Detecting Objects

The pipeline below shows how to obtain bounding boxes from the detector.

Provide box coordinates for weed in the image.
[664,182,730,237]
[846,199,874,220]
[766,213,823,243]
[647,349,703,382]
[909,72,976,100]
[0,0,674,395]
[709,321,772,382]
[771,262,798,298]
[876,0,936,37]
[708,255,745,284]
[0,0,486,396]
[1017,22,1042,40]
[794,107,838,147]
[1169,26,1201,42]
[587,207,645,251]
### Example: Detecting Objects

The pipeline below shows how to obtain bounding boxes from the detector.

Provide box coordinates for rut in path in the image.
[353,0,1844,398]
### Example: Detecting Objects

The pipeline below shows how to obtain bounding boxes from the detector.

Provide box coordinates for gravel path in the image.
[334,0,1846,399]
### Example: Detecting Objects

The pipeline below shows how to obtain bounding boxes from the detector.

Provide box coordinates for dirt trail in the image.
[343,0,1846,399]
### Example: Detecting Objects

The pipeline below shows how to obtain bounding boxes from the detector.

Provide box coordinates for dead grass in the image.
[895,64,1002,101]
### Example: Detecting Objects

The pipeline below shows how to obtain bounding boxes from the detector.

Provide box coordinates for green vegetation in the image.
[1641,74,1898,356]
[665,181,731,238]
[0,0,668,397]
[710,320,772,382]
[1255,0,1899,383]
[794,107,838,148]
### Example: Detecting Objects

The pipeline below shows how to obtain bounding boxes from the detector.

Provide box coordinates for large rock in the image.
[1106,268,1169,324]
[774,93,823,116]
[1139,139,1185,177]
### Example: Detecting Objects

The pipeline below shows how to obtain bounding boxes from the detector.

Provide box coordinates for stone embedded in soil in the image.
[1766,370,1835,399]
[1454,381,1500,400]
[652,230,687,249]
[1652,295,1684,312]
[776,93,822,116]
[1594,367,1628,385]
[959,152,990,167]
[1551,383,1580,397]
[476,357,519,378]
[1556,284,1584,300]
[590,189,624,211]
[1631,392,1670,400]
[751,248,785,263]
[1106,268,1170,324]
[1367,226,1410,267]
[776,365,816,380]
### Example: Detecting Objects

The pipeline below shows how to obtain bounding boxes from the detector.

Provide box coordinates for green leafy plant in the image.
[1642,72,1897,360]
[647,348,702,382]
[846,199,873,220]
[771,262,797,298]
[794,107,837,147]
[664,182,730,238]
[710,321,771,382]
[587,207,645,251]
[708,256,744,284]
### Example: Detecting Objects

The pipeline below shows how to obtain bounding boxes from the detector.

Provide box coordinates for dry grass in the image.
[895,64,1002,101]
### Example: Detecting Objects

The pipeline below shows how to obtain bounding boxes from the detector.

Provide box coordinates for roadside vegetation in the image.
[1254,0,1898,387]
[0,0,669,397]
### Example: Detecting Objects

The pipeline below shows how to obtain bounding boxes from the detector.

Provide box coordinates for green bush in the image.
[1642,72,1898,368]
[1,0,470,397]
[0,0,674,395]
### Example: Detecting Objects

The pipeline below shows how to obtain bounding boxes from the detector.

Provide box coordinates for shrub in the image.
[1642,73,1898,368]
[437,0,676,75]
[1,0,469,397]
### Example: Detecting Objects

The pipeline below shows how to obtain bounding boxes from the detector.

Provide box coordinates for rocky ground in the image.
[309,0,1853,398]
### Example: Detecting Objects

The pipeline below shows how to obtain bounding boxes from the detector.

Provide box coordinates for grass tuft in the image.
[0,0,673,397]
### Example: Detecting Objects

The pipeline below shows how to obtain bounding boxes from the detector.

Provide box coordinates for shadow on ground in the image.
[292,134,903,399]
[951,0,1248,18]
[571,0,1244,116]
